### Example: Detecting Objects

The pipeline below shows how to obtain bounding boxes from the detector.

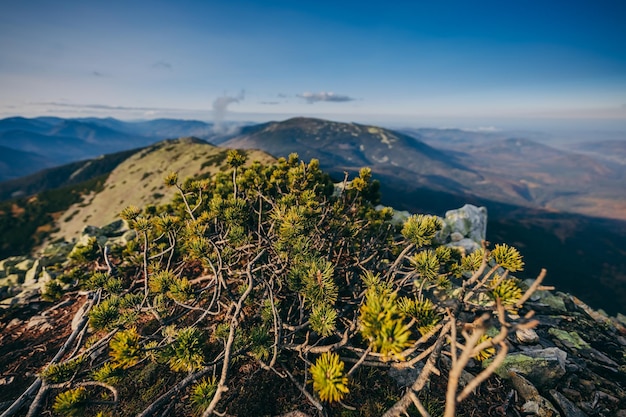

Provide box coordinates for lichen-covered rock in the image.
[488,347,567,389]
[548,329,591,350]
[434,204,487,254]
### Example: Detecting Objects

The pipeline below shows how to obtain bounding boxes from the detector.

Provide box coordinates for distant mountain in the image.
[400,130,626,220]
[0,147,142,201]
[568,139,626,165]
[223,117,482,195]
[0,130,93,166]
[0,145,54,180]
[0,116,57,134]
[0,116,227,181]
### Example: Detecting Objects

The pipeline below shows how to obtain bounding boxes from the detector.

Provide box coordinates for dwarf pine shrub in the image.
[27,153,545,416]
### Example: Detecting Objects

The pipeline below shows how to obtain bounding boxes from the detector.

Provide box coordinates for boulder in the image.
[435,204,487,253]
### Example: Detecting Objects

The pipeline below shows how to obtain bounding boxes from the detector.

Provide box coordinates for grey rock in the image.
[388,363,424,388]
[442,204,487,242]
[447,238,481,255]
[516,328,540,345]
[489,347,567,389]
[24,259,42,285]
[40,241,73,267]
[100,219,127,237]
[522,399,561,417]
[25,314,53,331]
[450,231,464,242]
[14,258,34,271]
[550,390,588,417]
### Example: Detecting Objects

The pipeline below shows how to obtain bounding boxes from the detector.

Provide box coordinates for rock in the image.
[517,328,540,345]
[548,329,590,350]
[522,400,561,417]
[450,232,464,242]
[488,347,567,389]
[448,238,480,255]
[40,241,74,266]
[0,256,27,274]
[550,390,589,417]
[0,376,14,386]
[616,313,626,327]
[24,259,42,285]
[441,204,487,243]
[509,371,540,401]
[14,258,34,271]
[100,219,127,237]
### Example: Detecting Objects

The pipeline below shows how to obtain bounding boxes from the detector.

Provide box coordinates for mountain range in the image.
[0,116,625,314]
[0,117,220,181]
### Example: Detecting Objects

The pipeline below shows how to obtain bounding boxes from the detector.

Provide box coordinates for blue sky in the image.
[1,0,625,129]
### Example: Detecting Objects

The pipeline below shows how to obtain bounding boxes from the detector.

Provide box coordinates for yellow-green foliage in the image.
[166,327,205,372]
[40,358,83,383]
[190,377,218,416]
[91,361,122,384]
[401,214,442,247]
[490,277,523,311]
[397,297,440,336]
[491,243,524,272]
[310,304,338,337]
[474,334,496,362]
[310,352,350,403]
[53,387,88,416]
[32,154,538,415]
[360,287,412,360]
[411,249,440,281]
[110,327,142,369]
[89,296,120,331]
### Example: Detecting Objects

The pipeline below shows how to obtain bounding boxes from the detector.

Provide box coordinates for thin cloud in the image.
[297,91,355,104]
[461,126,501,133]
[92,71,104,77]
[34,101,184,112]
[259,101,280,105]
[152,60,173,70]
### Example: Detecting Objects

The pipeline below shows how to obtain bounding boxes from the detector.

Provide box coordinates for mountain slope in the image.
[0,146,54,181]
[223,117,481,194]
[50,138,275,242]
[0,147,142,200]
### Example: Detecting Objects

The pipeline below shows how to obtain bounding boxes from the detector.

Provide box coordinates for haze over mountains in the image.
[0,117,221,181]
[1,115,625,313]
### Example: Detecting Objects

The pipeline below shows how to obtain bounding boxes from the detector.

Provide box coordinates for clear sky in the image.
[1,0,625,129]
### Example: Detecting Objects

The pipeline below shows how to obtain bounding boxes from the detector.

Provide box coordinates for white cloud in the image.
[461,126,501,133]
[297,91,355,104]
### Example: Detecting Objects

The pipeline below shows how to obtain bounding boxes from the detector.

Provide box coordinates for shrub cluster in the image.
[25,151,543,417]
